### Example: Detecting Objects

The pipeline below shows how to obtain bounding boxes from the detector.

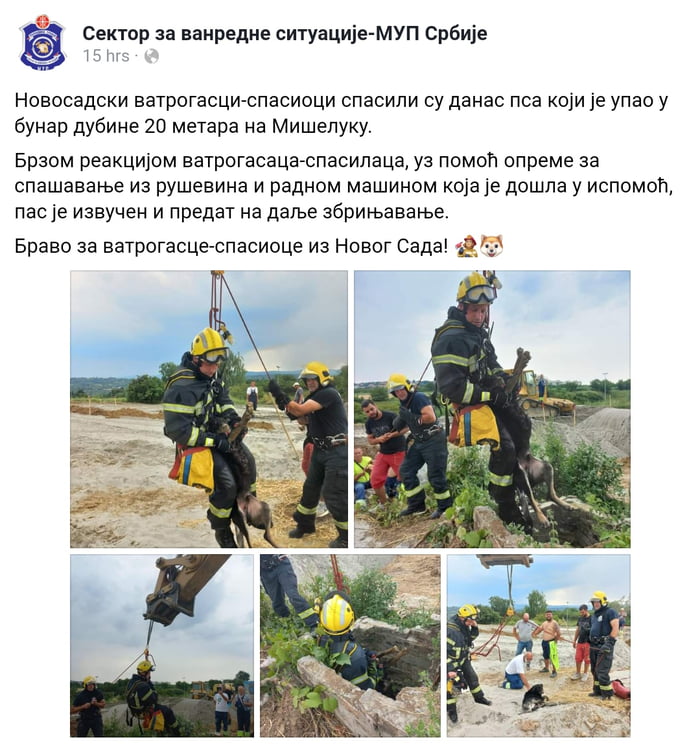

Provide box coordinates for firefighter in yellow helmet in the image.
[71,676,105,737]
[588,591,620,699]
[125,661,180,736]
[162,327,256,548]
[431,272,533,527]
[386,373,451,518]
[316,592,382,690]
[446,604,491,723]
[268,362,348,548]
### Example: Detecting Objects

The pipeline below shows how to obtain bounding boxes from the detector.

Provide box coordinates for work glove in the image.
[214,433,232,454]
[488,389,509,408]
[268,380,290,410]
[268,379,283,397]
[601,638,616,655]
[392,416,407,432]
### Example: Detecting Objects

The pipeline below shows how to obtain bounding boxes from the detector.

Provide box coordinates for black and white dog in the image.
[522,683,549,712]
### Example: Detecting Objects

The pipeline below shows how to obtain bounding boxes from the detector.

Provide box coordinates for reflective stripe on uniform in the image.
[209,504,232,518]
[298,607,317,620]
[435,490,451,502]
[162,402,197,414]
[334,519,349,530]
[296,504,318,516]
[403,483,425,498]
[432,352,479,370]
[489,471,513,486]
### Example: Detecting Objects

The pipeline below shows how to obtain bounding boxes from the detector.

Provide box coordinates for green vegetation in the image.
[260,567,437,735]
[417,429,629,548]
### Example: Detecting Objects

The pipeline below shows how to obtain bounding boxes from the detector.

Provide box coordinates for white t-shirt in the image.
[505,652,527,675]
[214,692,229,713]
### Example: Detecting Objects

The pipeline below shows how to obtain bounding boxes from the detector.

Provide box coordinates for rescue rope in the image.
[330,555,347,592]
[210,271,300,460]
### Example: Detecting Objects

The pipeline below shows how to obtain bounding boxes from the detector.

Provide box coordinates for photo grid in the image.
[70,269,630,738]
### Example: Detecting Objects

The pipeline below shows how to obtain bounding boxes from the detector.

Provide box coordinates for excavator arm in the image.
[144,554,230,626]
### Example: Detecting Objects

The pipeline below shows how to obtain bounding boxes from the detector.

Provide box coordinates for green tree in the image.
[590,379,605,392]
[220,350,247,390]
[615,379,631,390]
[126,375,164,403]
[159,361,178,381]
[525,589,547,618]
[368,385,388,402]
[334,365,348,399]
[489,596,511,617]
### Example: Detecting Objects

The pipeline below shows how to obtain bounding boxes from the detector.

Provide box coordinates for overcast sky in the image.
[70,555,253,684]
[71,271,348,377]
[355,271,629,383]
[447,554,630,609]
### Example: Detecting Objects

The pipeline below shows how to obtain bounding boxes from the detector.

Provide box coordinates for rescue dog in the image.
[236,492,279,548]
[521,683,548,712]
[480,235,504,257]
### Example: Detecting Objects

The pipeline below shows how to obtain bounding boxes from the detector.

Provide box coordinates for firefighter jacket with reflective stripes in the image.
[317,632,376,690]
[126,675,158,713]
[446,615,479,674]
[162,354,238,449]
[431,307,505,406]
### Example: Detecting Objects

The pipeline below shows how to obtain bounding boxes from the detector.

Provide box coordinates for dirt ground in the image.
[354,407,630,548]
[70,402,337,548]
[447,623,631,737]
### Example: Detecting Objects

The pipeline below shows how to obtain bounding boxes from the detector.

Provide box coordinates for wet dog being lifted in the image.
[522,684,548,712]
[236,492,279,548]
[212,416,279,548]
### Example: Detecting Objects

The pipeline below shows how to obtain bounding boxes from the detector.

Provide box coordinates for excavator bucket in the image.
[144,554,230,626]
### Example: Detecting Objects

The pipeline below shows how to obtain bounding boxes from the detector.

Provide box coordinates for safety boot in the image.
[214,527,236,548]
[429,509,446,519]
[399,489,426,517]
[448,709,458,723]
[473,693,492,706]
[289,510,316,538]
[329,530,348,549]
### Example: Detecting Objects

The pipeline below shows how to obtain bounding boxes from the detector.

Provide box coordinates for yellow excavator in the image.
[507,369,575,417]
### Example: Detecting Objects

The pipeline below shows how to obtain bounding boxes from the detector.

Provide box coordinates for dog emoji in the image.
[480,235,503,257]
[456,235,478,257]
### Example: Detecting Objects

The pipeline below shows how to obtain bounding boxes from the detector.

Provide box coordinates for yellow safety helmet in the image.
[457,604,479,620]
[456,272,497,305]
[191,327,229,364]
[590,591,608,606]
[320,593,355,635]
[137,660,155,674]
[386,373,412,395]
[83,676,97,687]
[299,361,333,386]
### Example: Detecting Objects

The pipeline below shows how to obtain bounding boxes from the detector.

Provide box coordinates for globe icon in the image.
[144,49,159,64]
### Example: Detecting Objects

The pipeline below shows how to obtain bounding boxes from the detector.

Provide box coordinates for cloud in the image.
[71,555,253,683]
[356,271,629,383]
[71,272,347,376]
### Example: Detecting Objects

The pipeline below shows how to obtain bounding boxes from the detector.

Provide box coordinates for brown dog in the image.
[236,493,279,548]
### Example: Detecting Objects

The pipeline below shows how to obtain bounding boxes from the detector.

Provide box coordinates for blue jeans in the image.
[504,672,525,689]
[516,639,533,656]
[355,482,369,501]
